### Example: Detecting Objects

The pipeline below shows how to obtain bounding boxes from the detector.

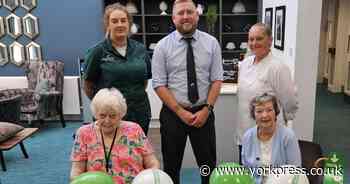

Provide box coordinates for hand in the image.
[83,80,94,99]
[191,107,210,128]
[176,108,196,126]
[94,119,105,130]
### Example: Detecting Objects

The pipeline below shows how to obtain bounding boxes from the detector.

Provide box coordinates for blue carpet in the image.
[1,122,81,184]
[313,84,350,183]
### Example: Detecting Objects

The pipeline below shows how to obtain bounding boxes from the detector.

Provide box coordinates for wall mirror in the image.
[6,14,22,39]
[20,0,36,11]
[0,43,9,66]
[26,41,41,61]
[0,17,5,38]
[9,41,25,66]
[3,0,19,11]
[23,13,39,39]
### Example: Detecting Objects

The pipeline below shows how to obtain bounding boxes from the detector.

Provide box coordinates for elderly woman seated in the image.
[70,88,160,184]
[241,93,301,184]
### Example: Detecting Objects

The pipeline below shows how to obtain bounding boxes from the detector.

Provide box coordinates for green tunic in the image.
[83,38,152,134]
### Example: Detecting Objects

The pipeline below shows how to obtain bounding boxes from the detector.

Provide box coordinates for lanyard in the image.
[100,127,118,173]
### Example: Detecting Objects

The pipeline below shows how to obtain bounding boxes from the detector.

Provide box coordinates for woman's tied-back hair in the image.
[249,93,280,120]
[103,3,133,34]
[91,88,127,119]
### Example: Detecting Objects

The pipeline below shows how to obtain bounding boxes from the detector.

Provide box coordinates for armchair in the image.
[0,61,66,127]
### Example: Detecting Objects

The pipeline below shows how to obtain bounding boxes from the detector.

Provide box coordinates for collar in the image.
[249,51,273,67]
[104,37,132,57]
[174,29,199,43]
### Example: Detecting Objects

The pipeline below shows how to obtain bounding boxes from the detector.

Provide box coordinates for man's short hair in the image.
[172,0,196,14]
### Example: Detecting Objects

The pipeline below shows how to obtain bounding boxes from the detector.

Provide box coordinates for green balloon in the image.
[70,171,114,184]
[323,174,343,184]
[209,162,254,184]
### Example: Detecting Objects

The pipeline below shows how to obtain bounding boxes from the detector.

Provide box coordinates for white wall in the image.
[294,1,322,141]
[263,0,323,141]
[146,80,162,119]
[263,0,298,77]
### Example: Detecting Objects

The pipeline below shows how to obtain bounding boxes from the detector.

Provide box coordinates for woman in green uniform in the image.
[83,3,152,134]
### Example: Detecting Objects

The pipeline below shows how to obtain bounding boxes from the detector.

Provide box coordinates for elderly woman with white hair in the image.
[70,88,160,184]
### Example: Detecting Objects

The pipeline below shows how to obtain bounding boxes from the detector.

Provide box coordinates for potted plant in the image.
[205,5,218,36]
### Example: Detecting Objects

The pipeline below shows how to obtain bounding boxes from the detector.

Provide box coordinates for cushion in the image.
[0,122,24,143]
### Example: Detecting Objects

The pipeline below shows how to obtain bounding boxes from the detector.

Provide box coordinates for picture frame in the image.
[264,7,273,32]
[274,5,286,50]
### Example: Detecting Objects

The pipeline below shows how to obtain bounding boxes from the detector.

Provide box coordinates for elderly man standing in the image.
[152,0,223,183]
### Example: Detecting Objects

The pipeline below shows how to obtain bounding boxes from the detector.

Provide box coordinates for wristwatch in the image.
[204,103,214,111]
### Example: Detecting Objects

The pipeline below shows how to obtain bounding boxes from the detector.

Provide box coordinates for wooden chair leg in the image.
[0,150,6,171]
[19,142,29,158]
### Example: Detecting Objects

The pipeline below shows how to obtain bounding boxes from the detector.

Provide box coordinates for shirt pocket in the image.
[195,48,212,72]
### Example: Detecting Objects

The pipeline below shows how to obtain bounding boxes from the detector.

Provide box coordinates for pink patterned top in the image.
[71,121,154,184]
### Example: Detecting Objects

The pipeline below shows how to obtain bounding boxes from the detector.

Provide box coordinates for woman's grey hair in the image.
[251,22,272,37]
[249,93,280,120]
[103,3,133,34]
[90,88,127,119]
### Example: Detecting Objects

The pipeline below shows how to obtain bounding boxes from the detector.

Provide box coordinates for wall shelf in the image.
[105,0,261,83]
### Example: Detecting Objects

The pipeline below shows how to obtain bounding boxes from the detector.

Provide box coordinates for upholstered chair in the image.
[0,61,65,127]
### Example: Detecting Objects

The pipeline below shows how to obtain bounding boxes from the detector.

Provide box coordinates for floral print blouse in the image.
[71,121,154,184]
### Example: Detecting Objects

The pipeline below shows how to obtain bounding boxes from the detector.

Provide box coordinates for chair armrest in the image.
[0,88,28,98]
[0,88,34,106]
[38,91,61,96]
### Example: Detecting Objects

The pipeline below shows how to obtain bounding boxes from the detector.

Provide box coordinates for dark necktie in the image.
[185,37,199,104]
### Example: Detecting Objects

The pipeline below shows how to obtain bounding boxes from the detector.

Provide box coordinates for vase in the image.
[126,1,138,14]
[232,0,246,14]
[159,1,168,15]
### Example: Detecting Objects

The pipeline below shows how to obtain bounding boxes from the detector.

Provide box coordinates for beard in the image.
[176,22,197,35]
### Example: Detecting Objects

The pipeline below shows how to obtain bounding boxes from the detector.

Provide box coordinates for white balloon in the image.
[265,165,309,184]
[132,169,174,184]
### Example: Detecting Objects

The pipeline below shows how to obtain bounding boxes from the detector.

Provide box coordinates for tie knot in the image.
[184,37,193,44]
